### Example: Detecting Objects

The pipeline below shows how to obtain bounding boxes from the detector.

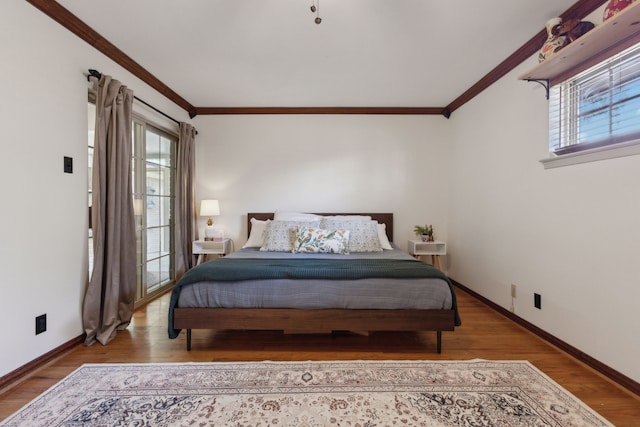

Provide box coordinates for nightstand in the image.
[408,240,446,271]
[192,239,230,265]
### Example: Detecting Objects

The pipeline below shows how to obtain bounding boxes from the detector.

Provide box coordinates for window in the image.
[548,43,640,157]
[88,100,177,305]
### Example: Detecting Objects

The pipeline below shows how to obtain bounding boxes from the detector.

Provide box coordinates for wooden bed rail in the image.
[174,308,455,353]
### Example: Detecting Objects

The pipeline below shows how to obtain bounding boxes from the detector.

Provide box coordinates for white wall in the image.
[0,1,191,377]
[192,114,451,251]
[447,56,640,383]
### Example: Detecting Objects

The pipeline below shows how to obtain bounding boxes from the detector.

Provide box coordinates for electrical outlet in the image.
[35,314,47,335]
[511,284,517,298]
[534,293,542,309]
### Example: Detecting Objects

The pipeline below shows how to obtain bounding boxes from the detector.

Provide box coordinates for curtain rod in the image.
[87,69,197,135]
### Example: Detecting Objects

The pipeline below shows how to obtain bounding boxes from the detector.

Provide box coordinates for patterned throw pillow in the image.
[319,219,383,252]
[260,220,321,252]
[293,226,351,254]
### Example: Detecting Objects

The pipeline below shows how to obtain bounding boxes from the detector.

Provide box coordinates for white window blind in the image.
[549,42,640,155]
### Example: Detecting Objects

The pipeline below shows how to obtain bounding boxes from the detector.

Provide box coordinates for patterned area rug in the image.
[1,360,613,427]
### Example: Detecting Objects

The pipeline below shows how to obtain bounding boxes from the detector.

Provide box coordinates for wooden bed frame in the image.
[173,212,456,352]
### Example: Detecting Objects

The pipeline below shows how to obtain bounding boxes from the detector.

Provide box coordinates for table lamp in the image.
[200,199,220,241]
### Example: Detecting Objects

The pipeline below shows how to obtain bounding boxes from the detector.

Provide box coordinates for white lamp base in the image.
[205,226,224,242]
[204,225,215,241]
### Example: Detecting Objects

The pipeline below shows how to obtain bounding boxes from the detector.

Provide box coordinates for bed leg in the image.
[186,329,192,351]
[436,331,442,354]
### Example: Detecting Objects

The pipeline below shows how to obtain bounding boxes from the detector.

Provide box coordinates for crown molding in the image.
[193,107,448,116]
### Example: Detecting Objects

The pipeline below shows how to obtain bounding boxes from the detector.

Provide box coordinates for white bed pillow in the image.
[318,218,382,252]
[321,215,372,221]
[377,222,393,250]
[243,218,270,248]
[293,226,350,254]
[260,220,322,252]
[273,210,323,222]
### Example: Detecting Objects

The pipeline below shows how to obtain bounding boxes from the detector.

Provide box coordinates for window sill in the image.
[540,139,640,169]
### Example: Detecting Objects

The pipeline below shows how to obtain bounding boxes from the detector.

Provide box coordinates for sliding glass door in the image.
[133,119,177,304]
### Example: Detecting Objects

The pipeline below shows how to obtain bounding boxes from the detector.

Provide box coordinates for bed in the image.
[169,212,461,353]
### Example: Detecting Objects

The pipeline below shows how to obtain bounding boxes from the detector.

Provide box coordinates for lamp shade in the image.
[200,200,220,217]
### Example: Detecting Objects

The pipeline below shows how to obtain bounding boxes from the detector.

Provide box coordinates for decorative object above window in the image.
[538,17,595,64]
[604,0,638,21]
[539,18,569,63]
[520,1,640,87]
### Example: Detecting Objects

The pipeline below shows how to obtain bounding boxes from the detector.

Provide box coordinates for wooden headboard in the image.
[247,213,394,242]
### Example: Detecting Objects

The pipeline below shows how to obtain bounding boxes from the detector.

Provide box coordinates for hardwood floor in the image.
[1,286,639,425]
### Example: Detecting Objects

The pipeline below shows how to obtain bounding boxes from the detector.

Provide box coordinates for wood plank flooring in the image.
[1,286,639,425]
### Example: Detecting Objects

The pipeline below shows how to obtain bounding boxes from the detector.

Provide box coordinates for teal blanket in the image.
[168,257,461,338]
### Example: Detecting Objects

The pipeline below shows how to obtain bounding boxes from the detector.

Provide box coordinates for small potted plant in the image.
[414,224,434,242]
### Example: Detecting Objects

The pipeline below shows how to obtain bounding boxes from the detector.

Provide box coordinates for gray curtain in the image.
[175,122,197,279]
[83,75,136,346]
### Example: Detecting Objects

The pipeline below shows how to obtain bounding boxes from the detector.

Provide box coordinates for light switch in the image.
[64,156,73,173]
